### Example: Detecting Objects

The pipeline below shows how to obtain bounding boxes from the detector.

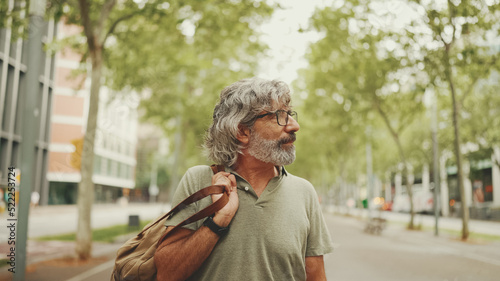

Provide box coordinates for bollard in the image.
[128,215,140,230]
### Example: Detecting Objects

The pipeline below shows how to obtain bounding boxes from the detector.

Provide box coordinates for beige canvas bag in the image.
[111,165,226,281]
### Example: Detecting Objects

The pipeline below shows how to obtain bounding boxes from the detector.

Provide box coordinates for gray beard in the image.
[247,131,296,166]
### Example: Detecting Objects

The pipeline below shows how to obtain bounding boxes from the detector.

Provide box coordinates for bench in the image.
[364,217,387,235]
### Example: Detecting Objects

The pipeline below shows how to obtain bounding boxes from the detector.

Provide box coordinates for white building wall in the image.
[94,88,138,188]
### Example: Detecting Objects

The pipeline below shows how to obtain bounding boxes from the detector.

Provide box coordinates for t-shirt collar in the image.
[225,166,288,177]
[225,165,288,178]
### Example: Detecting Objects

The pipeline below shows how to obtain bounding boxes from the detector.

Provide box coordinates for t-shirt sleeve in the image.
[164,166,212,231]
[306,188,334,257]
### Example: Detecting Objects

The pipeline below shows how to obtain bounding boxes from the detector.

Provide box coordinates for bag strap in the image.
[147,164,227,245]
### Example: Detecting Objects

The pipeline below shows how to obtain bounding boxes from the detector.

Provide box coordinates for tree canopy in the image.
[293,0,499,232]
[103,0,275,181]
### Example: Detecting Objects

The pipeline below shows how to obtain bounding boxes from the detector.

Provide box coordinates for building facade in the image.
[46,21,138,205]
[0,18,57,206]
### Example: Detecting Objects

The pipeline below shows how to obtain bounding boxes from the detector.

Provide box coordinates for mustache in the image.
[278,133,296,145]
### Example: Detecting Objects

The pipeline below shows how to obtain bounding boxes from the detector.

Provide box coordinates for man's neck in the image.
[233,152,279,196]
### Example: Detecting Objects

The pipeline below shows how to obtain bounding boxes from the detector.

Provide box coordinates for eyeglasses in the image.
[254,110,298,126]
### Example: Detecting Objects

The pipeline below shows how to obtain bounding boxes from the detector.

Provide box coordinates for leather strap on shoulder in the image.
[157,186,228,245]
[155,164,228,245]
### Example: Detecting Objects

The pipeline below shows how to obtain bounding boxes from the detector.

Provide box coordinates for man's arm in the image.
[155,171,238,281]
[305,256,327,281]
[154,225,220,281]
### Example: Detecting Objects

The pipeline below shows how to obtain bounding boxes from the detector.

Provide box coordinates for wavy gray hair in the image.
[204,77,292,167]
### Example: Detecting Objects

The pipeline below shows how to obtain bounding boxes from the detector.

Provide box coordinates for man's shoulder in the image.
[180,165,215,190]
[285,172,316,192]
[284,171,312,185]
[186,164,226,177]
[186,165,213,175]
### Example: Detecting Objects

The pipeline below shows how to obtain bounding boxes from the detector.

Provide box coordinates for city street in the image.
[2,0,500,279]
[1,203,499,280]
[0,203,169,243]
[324,214,500,281]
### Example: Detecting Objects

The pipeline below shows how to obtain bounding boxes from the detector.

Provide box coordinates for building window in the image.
[103,158,110,176]
[117,161,122,178]
[111,160,118,177]
[93,155,101,175]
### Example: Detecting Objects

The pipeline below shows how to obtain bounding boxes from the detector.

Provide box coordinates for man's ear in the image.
[236,125,250,145]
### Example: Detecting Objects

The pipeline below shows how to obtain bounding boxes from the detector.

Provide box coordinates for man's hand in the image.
[211,172,239,227]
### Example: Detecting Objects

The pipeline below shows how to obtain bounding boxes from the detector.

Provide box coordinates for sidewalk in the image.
[0,202,170,242]
[0,203,499,280]
[0,240,123,281]
[0,203,169,281]
[328,205,500,236]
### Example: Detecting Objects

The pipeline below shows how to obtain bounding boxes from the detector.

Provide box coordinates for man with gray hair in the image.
[155,77,333,281]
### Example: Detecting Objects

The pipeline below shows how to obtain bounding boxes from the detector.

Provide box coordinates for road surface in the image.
[324,214,500,281]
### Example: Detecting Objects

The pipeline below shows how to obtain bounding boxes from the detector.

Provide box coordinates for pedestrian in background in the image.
[154,77,334,281]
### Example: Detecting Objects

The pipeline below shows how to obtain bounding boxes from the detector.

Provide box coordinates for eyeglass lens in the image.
[277,111,297,126]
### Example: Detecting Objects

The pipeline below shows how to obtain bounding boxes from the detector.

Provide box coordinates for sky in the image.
[257,0,418,85]
[257,0,333,85]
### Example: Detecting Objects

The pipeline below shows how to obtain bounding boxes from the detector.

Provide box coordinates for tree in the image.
[297,0,427,228]
[66,0,130,260]
[409,0,500,239]
[105,1,274,189]
[47,0,275,260]
[461,75,500,166]
[290,74,368,190]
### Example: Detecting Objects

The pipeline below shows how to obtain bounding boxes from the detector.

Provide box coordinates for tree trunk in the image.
[374,99,416,229]
[405,167,415,229]
[443,45,469,240]
[449,75,469,240]
[75,47,103,260]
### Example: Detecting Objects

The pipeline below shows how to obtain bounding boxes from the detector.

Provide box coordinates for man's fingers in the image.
[228,174,237,187]
[213,172,236,192]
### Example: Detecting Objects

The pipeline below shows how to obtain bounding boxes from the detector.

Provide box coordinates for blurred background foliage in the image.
[290,0,499,193]
[5,0,498,198]
[104,0,275,173]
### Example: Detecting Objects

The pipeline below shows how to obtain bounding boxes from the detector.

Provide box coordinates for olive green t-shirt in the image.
[163,165,334,281]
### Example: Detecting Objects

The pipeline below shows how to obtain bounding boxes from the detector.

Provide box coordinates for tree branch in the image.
[397,116,411,134]
[373,95,400,150]
[78,0,96,51]
[97,0,117,43]
[447,0,457,47]
[103,10,143,43]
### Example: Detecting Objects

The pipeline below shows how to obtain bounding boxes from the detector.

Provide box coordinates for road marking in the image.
[65,259,115,281]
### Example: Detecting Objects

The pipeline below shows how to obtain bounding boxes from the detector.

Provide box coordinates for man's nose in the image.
[286,115,300,133]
